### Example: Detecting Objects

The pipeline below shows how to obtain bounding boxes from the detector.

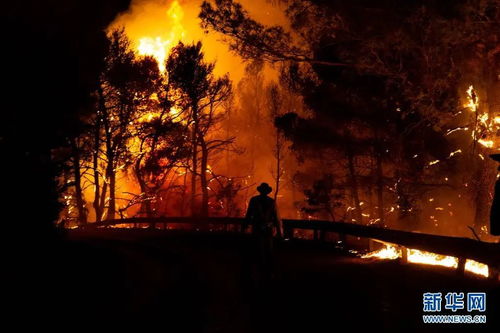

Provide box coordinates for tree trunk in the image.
[181,171,188,216]
[473,67,499,229]
[94,89,104,222]
[144,195,153,225]
[134,162,154,228]
[71,137,87,225]
[200,137,209,217]
[375,147,385,225]
[92,144,101,222]
[99,181,107,221]
[106,161,116,221]
[105,137,116,221]
[473,163,496,228]
[274,129,282,202]
[346,148,363,224]
[103,108,115,221]
[191,106,199,216]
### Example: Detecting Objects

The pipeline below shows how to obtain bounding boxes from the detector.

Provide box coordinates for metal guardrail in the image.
[80,216,500,278]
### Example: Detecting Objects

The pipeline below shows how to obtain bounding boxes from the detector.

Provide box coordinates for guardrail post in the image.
[400,246,408,263]
[489,265,499,281]
[456,257,466,276]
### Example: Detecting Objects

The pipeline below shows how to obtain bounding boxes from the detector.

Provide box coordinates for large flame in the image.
[108,0,287,83]
[363,242,489,278]
[136,0,186,72]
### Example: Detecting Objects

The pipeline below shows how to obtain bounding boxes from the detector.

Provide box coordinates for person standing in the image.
[243,183,283,280]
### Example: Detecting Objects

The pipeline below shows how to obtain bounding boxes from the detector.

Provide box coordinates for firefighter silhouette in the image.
[243,183,283,280]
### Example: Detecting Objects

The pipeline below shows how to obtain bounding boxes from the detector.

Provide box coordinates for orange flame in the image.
[363,242,489,278]
[464,85,500,149]
[465,85,479,113]
[136,0,185,72]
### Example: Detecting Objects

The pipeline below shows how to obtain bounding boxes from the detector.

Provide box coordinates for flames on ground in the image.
[362,240,490,278]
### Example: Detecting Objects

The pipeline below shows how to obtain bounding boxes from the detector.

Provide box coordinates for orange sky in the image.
[109,0,288,82]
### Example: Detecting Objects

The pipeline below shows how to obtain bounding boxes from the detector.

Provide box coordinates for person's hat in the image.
[490,154,500,162]
[257,182,272,194]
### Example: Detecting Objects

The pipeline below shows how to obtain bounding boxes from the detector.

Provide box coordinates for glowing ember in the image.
[446,127,469,136]
[447,149,462,158]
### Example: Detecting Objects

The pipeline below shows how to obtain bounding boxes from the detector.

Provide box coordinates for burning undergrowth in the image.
[361,240,490,278]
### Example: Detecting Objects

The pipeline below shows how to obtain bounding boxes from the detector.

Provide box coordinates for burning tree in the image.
[201,0,500,234]
[237,65,268,186]
[58,30,172,223]
[57,134,92,226]
[95,29,163,221]
[298,174,344,221]
[166,41,233,217]
[131,111,190,220]
[267,83,286,202]
[58,27,242,223]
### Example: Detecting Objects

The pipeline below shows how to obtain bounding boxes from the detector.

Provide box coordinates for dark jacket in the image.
[244,195,282,236]
[491,179,500,235]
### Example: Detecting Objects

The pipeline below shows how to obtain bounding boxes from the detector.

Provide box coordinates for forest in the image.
[3,0,500,330]
[52,0,500,239]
